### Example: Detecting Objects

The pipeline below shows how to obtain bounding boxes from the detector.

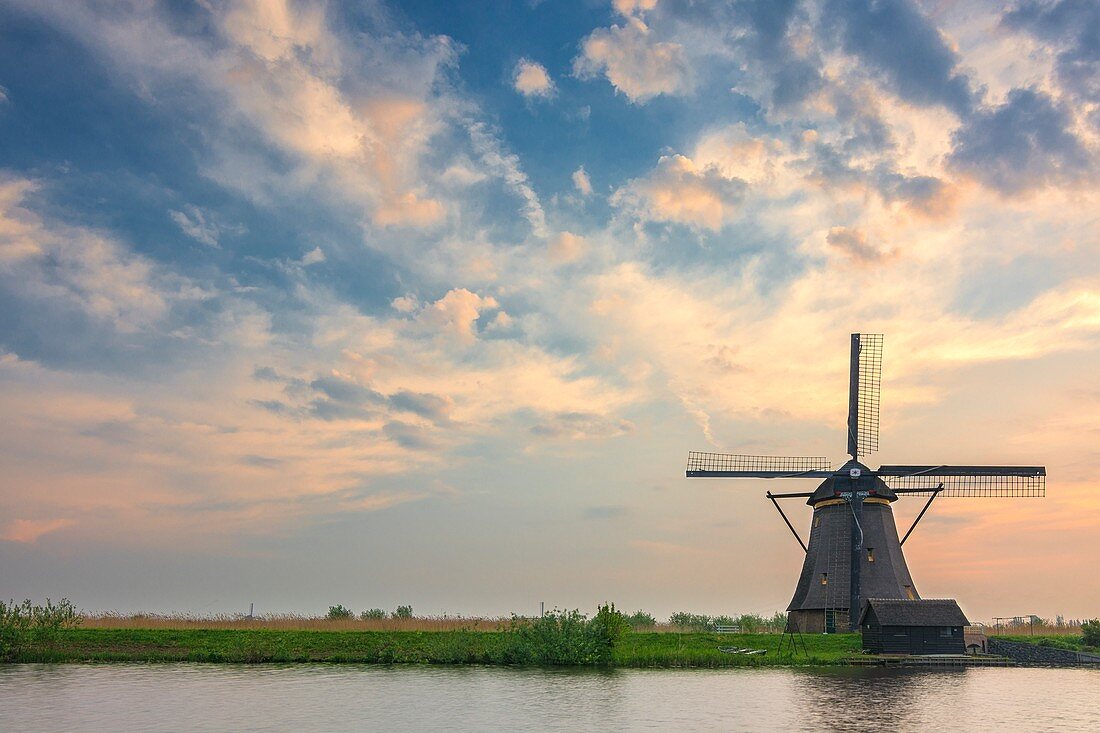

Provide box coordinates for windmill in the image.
[685,334,1045,633]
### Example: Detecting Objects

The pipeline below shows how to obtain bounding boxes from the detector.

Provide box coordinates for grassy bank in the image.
[11,628,861,667]
[990,634,1099,655]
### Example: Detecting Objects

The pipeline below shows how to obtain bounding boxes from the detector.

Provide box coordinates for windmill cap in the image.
[807,460,898,506]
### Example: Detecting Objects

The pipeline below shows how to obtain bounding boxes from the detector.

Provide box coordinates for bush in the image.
[507,609,598,665]
[667,611,788,633]
[669,612,713,631]
[592,603,630,661]
[393,605,413,619]
[326,605,353,620]
[626,610,656,629]
[0,598,80,660]
[360,608,385,620]
[1082,619,1100,647]
[506,604,630,667]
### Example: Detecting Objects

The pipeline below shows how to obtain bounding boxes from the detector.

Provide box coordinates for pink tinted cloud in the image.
[1,518,74,543]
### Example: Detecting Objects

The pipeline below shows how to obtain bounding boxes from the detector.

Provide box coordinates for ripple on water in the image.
[1,664,1098,732]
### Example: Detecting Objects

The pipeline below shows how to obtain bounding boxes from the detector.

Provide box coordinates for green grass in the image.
[13,628,514,664]
[991,634,1098,654]
[11,628,860,667]
[616,632,861,667]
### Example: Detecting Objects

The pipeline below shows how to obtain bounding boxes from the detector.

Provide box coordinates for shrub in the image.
[360,608,385,620]
[626,610,656,629]
[592,603,630,662]
[1082,619,1100,647]
[669,612,713,631]
[507,608,603,665]
[393,605,413,619]
[0,598,80,660]
[326,605,353,620]
[735,613,783,633]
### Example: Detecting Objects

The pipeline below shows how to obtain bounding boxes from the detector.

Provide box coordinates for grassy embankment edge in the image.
[11,628,861,667]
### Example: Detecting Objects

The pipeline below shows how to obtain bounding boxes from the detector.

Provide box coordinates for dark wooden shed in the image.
[859,599,969,655]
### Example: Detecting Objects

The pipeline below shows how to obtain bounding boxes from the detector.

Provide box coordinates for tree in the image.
[327,605,353,619]
[393,605,413,619]
[1082,619,1100,647]
[625,610,656,629]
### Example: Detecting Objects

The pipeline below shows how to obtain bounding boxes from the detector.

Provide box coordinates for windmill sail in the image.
[847,333,882,460]
[878,465,1046,497]
[686,452,832,478]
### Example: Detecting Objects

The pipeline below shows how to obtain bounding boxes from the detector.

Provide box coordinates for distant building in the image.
[859,599,969,655]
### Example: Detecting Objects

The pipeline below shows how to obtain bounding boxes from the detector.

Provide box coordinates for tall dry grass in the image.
[80,613,511,632]
[78,615,1093,636]
[981,622,1086,637]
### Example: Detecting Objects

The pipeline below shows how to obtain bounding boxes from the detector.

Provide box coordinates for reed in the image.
[983,623,1087,637]
[79,613,510,632]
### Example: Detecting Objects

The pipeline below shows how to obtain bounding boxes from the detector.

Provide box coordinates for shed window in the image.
[940,627,954,637]
[867,548,875,563]
[814,516,821,528]
[904,585,916,600]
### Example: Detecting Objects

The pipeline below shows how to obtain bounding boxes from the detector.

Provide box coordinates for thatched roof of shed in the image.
[859,598,969,627]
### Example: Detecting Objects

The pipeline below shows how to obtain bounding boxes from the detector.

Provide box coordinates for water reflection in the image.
[1,664,1097,732]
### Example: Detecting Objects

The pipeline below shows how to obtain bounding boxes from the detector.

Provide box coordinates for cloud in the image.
[310,374,384,407]
[299,246,325,266]
[529,411,634,440]
[873,170,958,219]
[613,0,657,15]
[382,419,439,450]
[417,288,502,343]
[389,390,453,424]
[468,122,548,238]
[583,505,628,520]
[0,175,204,336]
[1001,1,1100,107]
[825,226,894,264]
[12,0,468,235]
[948,87,1093,193]
[612,154,747,230]
[549,232,587,263]
[821,0,974,115]
[573,16,691,103]
[0,518,74,543]
[169,205,224,248]
[572,166,593,196]
[712,0,825,110]
[512,58,555,98]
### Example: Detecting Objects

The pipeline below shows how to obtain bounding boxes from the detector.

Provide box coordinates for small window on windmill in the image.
[814,516,821,528]
[867,548,875,563]
[904,585,916,600]
[821,573,828,586]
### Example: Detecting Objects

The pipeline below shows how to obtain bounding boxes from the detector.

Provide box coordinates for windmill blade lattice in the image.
[879,465,1046,497]
[686,452,832,478]
[856,333,882,457]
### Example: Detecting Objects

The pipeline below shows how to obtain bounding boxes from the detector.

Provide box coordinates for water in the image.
[2,664,1098,732]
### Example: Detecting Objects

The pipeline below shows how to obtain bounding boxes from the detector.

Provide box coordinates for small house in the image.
[859,598,969,655]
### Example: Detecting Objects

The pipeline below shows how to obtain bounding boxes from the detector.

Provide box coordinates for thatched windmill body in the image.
[686,334,1045,632]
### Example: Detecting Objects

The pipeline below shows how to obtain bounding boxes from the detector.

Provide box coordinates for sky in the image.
[1,0,1098,623]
